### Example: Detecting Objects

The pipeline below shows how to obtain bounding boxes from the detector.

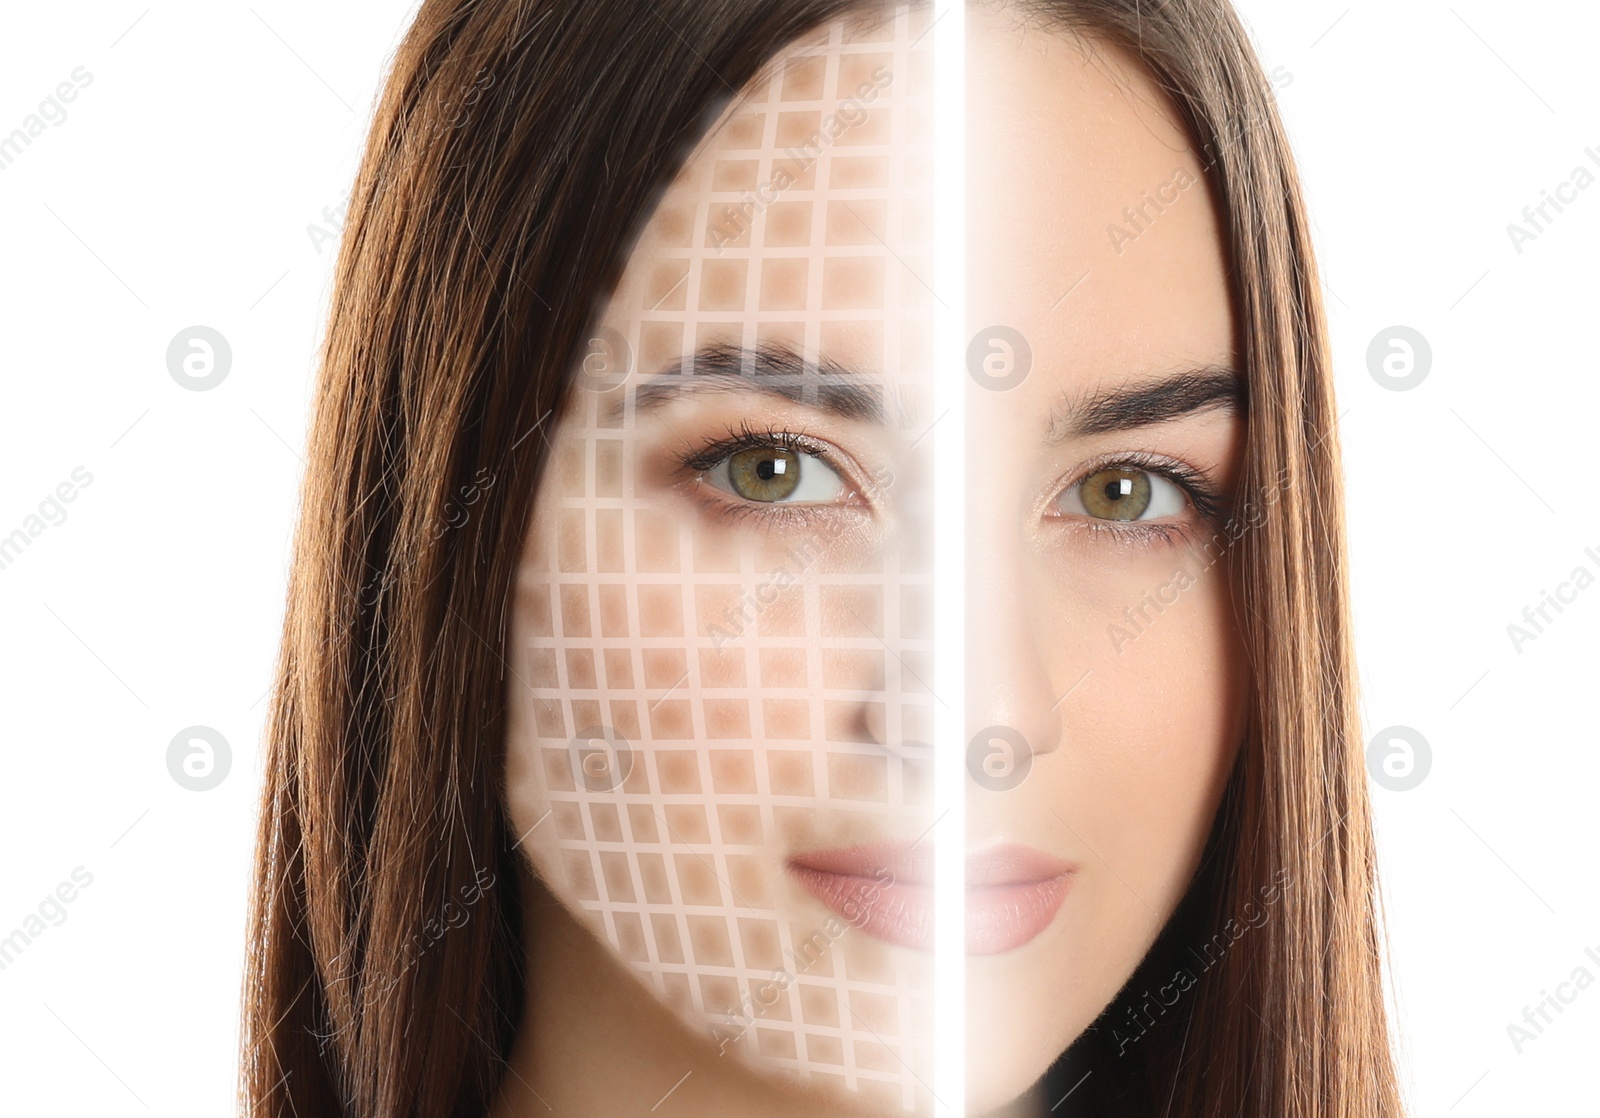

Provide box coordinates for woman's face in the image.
[505,8,1247,1114]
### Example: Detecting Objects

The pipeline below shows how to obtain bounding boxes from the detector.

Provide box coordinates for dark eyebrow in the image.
[622,341,887,425]
[1047,366,1245,442]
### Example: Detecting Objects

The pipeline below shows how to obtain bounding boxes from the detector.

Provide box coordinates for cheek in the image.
[500,434,937,978]
[1073,570,1247,899]
[503,456,642,914]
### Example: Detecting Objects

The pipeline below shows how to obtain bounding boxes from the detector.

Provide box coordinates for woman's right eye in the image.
[704,445,849,505]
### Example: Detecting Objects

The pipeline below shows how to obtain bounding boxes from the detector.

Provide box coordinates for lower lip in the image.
[787,855,1073,956]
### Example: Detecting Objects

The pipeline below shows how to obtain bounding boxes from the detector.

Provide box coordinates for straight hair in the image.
[241,2,1402,1116]
[1018,4,1403,1116]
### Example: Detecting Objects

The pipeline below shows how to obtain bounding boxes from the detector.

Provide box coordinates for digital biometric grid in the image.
[505,9,944,1112]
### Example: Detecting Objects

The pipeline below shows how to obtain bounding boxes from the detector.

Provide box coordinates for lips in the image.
[786,841,1074,955]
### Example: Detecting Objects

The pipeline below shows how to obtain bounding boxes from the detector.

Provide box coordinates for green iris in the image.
[727,446,802,502]
[1079,468,1151,521]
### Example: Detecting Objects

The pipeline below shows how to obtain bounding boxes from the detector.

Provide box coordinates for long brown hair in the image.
[240,2,1401,1116]
[1025,4,1403,1116]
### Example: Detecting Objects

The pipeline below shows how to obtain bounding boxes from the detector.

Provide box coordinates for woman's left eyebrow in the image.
[618,341,888,425]
[1045,365,1245,442]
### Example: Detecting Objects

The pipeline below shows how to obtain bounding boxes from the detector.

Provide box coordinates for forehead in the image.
[965,20,1234,388]
[602,11,939,403]
[603,10,1232,407]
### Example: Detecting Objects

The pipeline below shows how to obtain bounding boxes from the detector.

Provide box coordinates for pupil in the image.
[757,459,777,480]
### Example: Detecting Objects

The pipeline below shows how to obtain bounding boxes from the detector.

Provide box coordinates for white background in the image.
[0,2,1593,1114]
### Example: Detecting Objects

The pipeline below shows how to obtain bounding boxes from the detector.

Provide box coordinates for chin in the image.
[964,949,1089,1114]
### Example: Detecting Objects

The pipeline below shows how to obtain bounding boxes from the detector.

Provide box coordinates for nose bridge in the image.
[964,502,1063,760]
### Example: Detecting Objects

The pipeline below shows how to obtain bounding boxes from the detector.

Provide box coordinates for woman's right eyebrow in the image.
[618,341,888,425]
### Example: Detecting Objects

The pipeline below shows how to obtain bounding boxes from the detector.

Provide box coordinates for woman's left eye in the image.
[704,445,848,504]
[1056,466,1188,522]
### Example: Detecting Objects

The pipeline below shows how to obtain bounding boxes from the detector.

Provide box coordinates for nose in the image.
[965,529,1064,775]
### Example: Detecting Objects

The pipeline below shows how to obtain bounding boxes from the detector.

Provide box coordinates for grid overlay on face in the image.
[508,9,941,1111]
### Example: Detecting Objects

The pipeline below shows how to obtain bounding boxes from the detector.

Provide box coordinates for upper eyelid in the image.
[1059,451,1197,492]
[686,428,867,484]
[1053,453,1218,520]
[682,428,834,472]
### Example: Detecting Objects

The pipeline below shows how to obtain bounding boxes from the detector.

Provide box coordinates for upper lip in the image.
[787,840,1073,887]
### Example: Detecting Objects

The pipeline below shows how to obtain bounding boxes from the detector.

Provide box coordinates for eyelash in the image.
[679,427,1228,546]
[1056,451,1227,546]
[679,422,863,526]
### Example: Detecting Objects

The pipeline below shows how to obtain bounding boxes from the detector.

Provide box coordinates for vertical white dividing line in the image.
[931,1,966,1115]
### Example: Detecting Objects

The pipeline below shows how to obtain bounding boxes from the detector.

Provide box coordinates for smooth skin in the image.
[496,8,1247,1117]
